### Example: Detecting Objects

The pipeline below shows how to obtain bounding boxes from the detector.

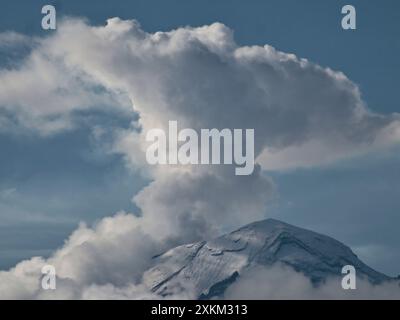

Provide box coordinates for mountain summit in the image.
[143,219,391,299]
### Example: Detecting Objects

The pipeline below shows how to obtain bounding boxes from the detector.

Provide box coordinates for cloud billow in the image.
[0,17,399,299]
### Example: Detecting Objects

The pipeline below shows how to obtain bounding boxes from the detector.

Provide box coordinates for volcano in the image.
[143,219,392,299]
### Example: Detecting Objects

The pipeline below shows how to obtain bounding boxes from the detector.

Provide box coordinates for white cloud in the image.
[29,15,399,235]
[224,264,400,300]
[0,32,130,135]
[0,212,161,299]
[9,16,395,167]
[0,17,399,299]
[0,211,200,299]
[2,16,399,172]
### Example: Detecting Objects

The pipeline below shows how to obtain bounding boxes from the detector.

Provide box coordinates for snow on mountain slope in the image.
[143,219,391,299]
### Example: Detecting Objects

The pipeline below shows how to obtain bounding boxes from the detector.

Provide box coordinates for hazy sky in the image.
[0,0,399,277]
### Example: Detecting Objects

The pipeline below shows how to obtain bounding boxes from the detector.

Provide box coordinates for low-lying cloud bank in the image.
[1,213,399,299]
[225,265,400,300]
[0,17,399,299]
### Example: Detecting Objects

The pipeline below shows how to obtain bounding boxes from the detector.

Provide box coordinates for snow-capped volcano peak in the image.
[143,219,391,299]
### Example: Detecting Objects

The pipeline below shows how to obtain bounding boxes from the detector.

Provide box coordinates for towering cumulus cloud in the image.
[0,18,399,299]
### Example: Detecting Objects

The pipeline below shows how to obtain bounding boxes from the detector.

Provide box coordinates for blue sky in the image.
[0,0,399,277]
